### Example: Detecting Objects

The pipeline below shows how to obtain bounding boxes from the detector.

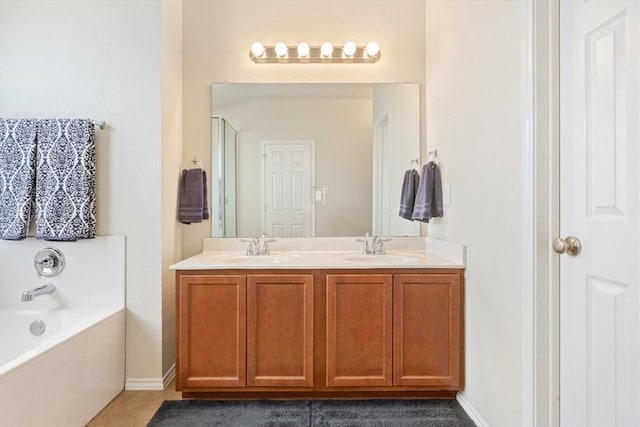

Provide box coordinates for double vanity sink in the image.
[170,236,464,270]
[170,237,465,399]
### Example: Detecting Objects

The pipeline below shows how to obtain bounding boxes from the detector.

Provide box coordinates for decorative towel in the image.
[399,168,419,220]
[179,168,209,224]
[411,161,443,223]
[35,119,96,241]
[0,118,38,240]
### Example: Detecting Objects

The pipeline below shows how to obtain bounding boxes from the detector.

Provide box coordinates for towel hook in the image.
[427,149,439,165]
[191,156,204,170]
[409,158,419,170]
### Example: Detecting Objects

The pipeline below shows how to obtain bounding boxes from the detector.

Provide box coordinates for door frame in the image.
[526,0,561,426]
[260,139,316,237]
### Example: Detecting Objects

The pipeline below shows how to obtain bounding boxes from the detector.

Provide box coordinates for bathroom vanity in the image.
[171,237,465,399]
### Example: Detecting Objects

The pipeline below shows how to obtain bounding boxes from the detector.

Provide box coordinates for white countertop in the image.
[170,237,465,270]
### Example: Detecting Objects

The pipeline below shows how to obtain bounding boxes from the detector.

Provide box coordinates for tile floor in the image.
[87,380,182,426]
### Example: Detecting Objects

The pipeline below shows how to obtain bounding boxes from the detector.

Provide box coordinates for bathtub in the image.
[0,237,125,426]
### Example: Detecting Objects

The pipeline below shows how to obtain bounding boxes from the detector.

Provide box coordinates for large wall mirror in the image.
[211,83,421,238]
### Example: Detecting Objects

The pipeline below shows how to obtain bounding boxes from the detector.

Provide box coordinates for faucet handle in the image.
[356,233,372,254]
[260,238,275,255]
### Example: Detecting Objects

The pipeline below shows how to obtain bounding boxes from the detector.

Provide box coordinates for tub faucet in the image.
[21,283,56,302]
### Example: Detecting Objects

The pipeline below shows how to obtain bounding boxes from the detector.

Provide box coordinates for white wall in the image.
[0,0,182,387]
[216,97,372,237]
[425,1,524,425]
[182,0,426,257]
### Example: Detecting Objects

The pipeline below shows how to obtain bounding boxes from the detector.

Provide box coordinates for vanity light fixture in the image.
[249,40,381,63]
[343,41,356,57]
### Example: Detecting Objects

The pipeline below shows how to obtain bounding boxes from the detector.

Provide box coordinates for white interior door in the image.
[372,114,390,236]
[559,1,639,425]
[262,141,314,237]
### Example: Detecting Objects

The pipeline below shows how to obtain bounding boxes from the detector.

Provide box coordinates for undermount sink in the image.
[222,255,295,264]
[341,254,425,264]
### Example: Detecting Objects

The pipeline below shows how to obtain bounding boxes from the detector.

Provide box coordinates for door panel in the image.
[325,274,393,387]
[247,274,314,387]
[177,275,246,388]
[393,274,463,387]
[262,141,313,237]
[560,1,639,425]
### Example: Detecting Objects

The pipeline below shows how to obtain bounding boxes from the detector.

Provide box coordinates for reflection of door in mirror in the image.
[372,85,421,237]
[261,140,315,237]
[211,116,237,237]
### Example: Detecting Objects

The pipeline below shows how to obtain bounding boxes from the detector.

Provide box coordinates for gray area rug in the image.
[147,399,476,426]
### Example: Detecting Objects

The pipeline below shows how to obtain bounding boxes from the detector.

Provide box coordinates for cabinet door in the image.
[393,273,463,388]
[326,274,393,387]
[177,275,246,388]
[247,274,314,387]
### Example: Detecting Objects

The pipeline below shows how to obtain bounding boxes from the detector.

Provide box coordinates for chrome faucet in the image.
[357,232,372,254]
[21,283,56,302]
[242,236,276,256]
[357,233,391,255]
[371,236,391,255]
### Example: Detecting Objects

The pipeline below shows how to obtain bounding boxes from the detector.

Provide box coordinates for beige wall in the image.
[425,1,524,425]
[160,0,183,380]
[216,97,372,237]
[182,0,426,257]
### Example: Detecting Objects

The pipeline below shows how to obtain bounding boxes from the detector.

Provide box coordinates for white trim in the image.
[457,393,489,427]
[125,378,165,391]
[125,364,176,391]
[532,1,561,425]
[521,1,536,426]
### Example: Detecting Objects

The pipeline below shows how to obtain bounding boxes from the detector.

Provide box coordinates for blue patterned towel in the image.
[0,118,38,240]
[35,119,96,240]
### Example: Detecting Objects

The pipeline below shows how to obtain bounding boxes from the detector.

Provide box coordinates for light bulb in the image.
[365,41,379,58]
[274,42,288,57]
[320,42,334,58]
[343,41,356,57]
[250,42,265,57]
[297,42,310,58]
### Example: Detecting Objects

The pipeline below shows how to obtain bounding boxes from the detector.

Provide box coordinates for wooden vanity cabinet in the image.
[176,272,313,390]
[176,268,464,396]
[325,273,463,389]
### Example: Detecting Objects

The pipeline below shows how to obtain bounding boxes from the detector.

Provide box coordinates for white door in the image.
[559,1,639,425]
[372,114,390,236]
[261,141,314,237]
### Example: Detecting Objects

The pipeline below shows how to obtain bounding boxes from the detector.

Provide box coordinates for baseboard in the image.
[125,364,176,391]
[457,393,489,427]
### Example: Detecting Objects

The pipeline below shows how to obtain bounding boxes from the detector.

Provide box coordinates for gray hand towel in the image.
[411,161,443,223]
[35,119,97,241]
[0,118,38,240]
[179,168,209,224]
[399,169,419,220]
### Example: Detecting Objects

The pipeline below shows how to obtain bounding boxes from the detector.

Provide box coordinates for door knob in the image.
[552,236,582,256]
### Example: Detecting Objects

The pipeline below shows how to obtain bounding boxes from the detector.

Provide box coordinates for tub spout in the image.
[21,283,56,302]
